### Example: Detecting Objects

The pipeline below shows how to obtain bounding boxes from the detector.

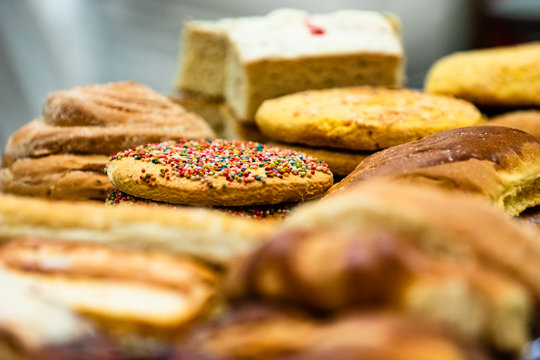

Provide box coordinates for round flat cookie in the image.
[107,139,333,207]
[255,87,482,150]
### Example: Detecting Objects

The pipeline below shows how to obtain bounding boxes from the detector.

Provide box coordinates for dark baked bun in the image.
[328,126,540,216]
[178,305,490,360]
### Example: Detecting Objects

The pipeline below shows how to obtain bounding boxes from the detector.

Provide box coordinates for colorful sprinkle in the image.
[110,139,331,189]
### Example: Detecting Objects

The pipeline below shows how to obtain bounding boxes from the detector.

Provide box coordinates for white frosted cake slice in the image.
[176,9,404,122]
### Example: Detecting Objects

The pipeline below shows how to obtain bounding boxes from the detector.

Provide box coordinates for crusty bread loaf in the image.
[224,228,531,351]
[0,194,274,266]
[179,306,490,360]
[0,154,111,201]
[487,110,540,139]
[255,87,483,151]
[286,180,540,300]
[328,126,540,216]
[0,239,218,332]
[425,42,540,107]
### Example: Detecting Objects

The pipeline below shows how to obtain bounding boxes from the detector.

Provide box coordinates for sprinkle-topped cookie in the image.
[107,139,333,207]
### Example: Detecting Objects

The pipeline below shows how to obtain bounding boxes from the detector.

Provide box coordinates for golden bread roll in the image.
[179,306,490,360]
[0,194,274,266]
[286,180,540,299]
[106,139,333,207]
[0,267,114,360]
[488,110,540,138]
[0,154,111,201]
[0,239,218,333]
[224,229,531,351]
[425,42,540,107]
[255,87,482,151]
[328,126,540,216]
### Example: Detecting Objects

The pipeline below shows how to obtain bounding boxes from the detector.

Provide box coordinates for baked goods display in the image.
[1,7,540,360]
[425,42,540,108]
[0,82,215,201]
[328,126,540,216]
[106,139,333,206]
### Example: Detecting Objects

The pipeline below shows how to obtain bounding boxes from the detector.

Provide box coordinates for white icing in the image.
[226,9,403,62]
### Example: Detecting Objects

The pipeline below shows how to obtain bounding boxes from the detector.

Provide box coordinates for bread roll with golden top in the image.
[328,126,540,216]
[487,110,540,139]
[255,87,482,151]
[0,154,112,201]
[3,82,215,161]
[224,228,531,351]
[425,42,540,107]
[179,305,491,360]
[0,194,274,267]
[287,180,540,299]
[0,239,218,336]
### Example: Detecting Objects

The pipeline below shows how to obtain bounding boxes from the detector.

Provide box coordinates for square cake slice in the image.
[225,9,404,121]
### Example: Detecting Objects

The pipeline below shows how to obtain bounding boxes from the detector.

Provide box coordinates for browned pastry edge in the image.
[3,118,215,159]
[0,154,112,201]
[43,81,211,129]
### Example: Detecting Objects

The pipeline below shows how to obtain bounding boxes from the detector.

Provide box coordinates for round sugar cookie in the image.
[255,87,482,151]
[106,139,333,206]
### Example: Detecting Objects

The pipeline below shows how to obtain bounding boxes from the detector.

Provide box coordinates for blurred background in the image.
[0,0,539,150]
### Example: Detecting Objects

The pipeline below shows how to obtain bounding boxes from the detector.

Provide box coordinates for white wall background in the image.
[0,0,472,150]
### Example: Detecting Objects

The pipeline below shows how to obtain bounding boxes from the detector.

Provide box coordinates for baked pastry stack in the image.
[173,9,404,135]
[0,82,215,201]
[254,87,483,176]
[328,126,540,216]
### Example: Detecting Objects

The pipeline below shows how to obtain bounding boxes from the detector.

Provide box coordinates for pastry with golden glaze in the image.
[288,180,540,299]
[106,139,333,207]
[0,194,274,266]
[328,126,540,216]
[487,110,540,139]
[178,306,490,360]
[0,154,111,201]
[255,87,482,151]
[225,229,532,351]
[425,42,540,107]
